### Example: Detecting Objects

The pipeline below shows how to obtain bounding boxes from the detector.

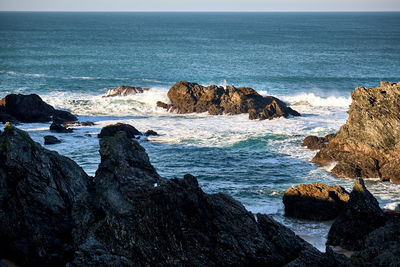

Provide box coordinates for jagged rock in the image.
[157,81,300,120]
[0,94,77,124]
[0,125,90,266]
[52,110,78,124]
[144,129,158,136]
[44,135,61,145]
[311,81,400,183]
[302,134,336,150]
[327,178,385,251]
[102,86,149,97]
[283,183,350,220]
[50,122,73,133]
[97,123,141,138]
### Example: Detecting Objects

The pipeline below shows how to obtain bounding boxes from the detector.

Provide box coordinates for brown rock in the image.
[102,86,149,97]
[283,183,350,220]
[303,134,336,150]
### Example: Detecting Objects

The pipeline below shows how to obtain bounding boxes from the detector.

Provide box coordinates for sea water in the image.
[1,12,400,251]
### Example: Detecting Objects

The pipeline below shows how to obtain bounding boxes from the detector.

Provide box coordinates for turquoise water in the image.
[1,12,400,250]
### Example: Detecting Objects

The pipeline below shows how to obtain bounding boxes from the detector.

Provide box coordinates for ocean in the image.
[1,12,400,251]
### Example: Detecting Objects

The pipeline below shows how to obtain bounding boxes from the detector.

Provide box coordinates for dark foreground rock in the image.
[310,81,400,183]
[283,183,350,220]
[102,86,149,97]
[0,125,90,266]
[44,135,61,145]
[97,122,141,138]
[52,110,78,124]
[0,94,76,124]
[157,81,300,120]
[0,125,341,266]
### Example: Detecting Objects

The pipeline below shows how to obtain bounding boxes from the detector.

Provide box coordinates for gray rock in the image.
[44,135,61,145]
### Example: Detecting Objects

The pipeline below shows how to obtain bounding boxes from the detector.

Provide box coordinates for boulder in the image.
[0,110,17,124]
[0,125,90,266]
[144,129,158,136]
[327,178,385,251]
[44,135,61,145]
[302,134,336,150]
[283,183,350,220]
[157,81,300,120]
[50,122,73,133]
[97,123,141,138]
[311,81,400,183]
[102,86,149,97]
[52,110,78,124]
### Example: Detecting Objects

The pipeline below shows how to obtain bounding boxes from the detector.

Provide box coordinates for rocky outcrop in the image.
[327,178,385,251]
[63,121,94,128]
[302,134,336,150]
[144,129,158,136]
[157,81,300,120]
[102,86,149,97]
[0,125,90,266]
[44,135,61,145]
[50,122,73,133]
[0,94,76,124]
[310,81,400,183]
[283,183,350,220]
[52,110,78,124]
[0,125,340,266]
[97,123,141,138]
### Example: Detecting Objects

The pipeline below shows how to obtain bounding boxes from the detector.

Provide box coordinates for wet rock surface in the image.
[144,129,158,136]
[44,135,61,145]
[50,122,73,133]
[97,122,141,138]
[310,81,400,183]
[283,183,350,220]
[102,86,149,97]
[302,134,336,150]
[157,81,300,120]
[0,125,340,266]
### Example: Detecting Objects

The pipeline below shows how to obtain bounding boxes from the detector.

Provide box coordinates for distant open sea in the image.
[1,12,400,250]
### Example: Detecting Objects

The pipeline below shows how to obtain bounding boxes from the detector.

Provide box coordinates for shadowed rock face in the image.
[283,183,350,221]
[97,123,141,138]
[0,125,90,266]
[0,125,338,266]
[157,81,300,120]
[309,81,400,184]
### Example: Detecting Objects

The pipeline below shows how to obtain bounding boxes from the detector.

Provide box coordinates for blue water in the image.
[1,12,400,250]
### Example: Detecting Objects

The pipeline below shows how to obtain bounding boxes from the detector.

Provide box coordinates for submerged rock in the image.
[310,81,400,183]
[0,125,339,266]
[97,123,141,138]
[283,183,350,220]
[0,125,90,266]
[102,86,149,97]
[157,81,300,120]
[44,135,61,145]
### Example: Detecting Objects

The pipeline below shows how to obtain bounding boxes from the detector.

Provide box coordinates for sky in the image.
[0,0,399,12]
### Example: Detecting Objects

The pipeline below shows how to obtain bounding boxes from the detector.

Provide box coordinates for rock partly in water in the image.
[302,134,336,150]
[311,81,400,184]
[50,122,73,133]
[0,125,90,266]
[157,81,300,120]
[144,129,158,136]
[327,178,385,251]
[52,110,78,124]
[63,121,95,128]
[0,110,17,124]
[97,123,141,138]
[44,135,61,145]
[102,86,149,97]
[283,183,350,220]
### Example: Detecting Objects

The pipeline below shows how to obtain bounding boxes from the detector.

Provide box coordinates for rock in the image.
[157,81,300,120]
[44,135,61,145]
[0,125,90,266]
[327,178,385,251]
[144,129,158,136]
[50,122,73,133]
[0,110,17,124]
[97,123,141,138]
[52,110,78,124]
[63,121,95,128]
[283,183,350,220]
[311,81,400,183]
[102,86,149,97]
[302,134,336,150]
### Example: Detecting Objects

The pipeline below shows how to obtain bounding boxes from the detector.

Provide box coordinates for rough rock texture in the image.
[0,94,76,124]
[283,183,350,220]
[50,122,73,133]
[312,81,400,183]
[0,125,90,266]
[102,86,149,97]
[327,178,385,251]
[144,129,158,136]
[0,125,341,266]
[52,110,78,124]
[302,134,336,150]
[97,123,141,138]
[44,135,61,145]
[157,81,300,120]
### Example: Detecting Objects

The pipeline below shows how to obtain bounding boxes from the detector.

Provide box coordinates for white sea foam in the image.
[283,93,351,107]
